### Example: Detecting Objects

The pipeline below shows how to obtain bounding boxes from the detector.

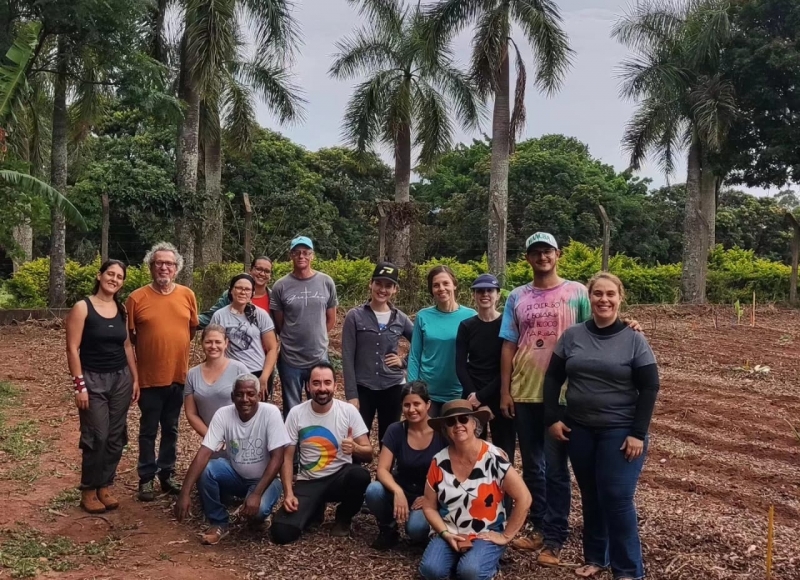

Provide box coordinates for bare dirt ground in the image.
[0,305,798,579]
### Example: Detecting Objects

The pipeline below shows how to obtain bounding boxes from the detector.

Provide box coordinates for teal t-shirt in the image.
[407,305,478,403]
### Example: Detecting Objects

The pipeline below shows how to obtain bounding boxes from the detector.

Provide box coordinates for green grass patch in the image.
[0,526,119,578]
[0,421,45,460]
[0,382,17,409]
[48,488,81,512]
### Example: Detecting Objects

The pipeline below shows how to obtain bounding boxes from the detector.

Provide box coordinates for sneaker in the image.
[201,525,229,545]
[138,480,156,502]
[512,530,544,551]
[160,475,182,495]
[330,521,352,538]
[537,547,561,567]
[370,527,400,550]
[80,489,106,514]
[97,487,120,510]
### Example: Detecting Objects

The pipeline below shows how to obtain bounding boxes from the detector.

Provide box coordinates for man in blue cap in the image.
[270,236,338,417]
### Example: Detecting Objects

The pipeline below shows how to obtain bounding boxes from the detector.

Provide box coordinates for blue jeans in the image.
[419,537,506,580]
[364,481,430,542]
[567,422,647,579]
[514,402,571,548]
[198,458,283,527]
[276,355,314,417]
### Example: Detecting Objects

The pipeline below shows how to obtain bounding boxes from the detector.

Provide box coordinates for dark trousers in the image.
[270,463,371,544]
[357,384,403,445]
[79,368,133,489]
[486,409,516,465]
[568,422,647,579]
[137,383,184,484]
[515,402,571,549]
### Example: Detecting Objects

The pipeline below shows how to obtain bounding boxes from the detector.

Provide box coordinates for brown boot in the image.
[80,489,106,514]
[97,487,120,510]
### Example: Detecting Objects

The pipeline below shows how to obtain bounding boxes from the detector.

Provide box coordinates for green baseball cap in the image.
[526,232,558,251]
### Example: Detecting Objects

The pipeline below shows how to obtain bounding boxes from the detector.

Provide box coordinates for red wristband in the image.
[73,375,86,393]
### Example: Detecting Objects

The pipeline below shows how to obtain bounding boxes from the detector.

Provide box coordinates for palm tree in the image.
[330,0,483,268]
[614,0,736,303]
[423,0,572,278]
[175,0,299,282]
[198,44,304,266]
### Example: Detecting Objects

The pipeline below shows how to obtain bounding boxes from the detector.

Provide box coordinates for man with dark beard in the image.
[126,242,199,501]
[270,362,373,544]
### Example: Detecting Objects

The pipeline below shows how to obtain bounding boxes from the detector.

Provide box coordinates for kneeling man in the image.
[271,362,373,544]
[175,374,289,544]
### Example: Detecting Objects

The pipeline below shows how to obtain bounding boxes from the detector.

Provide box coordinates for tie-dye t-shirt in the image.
[285,399,368,481]
[499,280,590,403]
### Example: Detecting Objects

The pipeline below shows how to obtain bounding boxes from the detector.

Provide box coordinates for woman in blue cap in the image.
[455,273,516,461]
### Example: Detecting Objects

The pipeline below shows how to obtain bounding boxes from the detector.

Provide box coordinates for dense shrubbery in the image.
[5,243,796,310]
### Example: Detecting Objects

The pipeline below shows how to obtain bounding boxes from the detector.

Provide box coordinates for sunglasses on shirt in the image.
[445,415,471,427]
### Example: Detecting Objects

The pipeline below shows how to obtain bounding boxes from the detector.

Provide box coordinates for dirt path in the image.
[0,306,798,579]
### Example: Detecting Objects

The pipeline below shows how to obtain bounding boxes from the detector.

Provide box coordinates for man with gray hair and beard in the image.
[126,242,199,501]
[175,374,289,545]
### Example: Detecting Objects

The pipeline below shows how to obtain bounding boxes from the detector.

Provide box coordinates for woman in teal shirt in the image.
[407,266,477,416]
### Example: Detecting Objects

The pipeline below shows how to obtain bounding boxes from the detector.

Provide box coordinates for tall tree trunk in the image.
[201,129,223,265]
[175,38,200,286]
[700,161,717,254]
[488,47,510,281]
[387,123,411,268]
[680,136,708,304]
[11,222,33,272]
[48,37,69,307]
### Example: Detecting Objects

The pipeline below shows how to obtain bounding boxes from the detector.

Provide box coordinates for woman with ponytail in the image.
[210,274,278,400]
[65,259,140,514]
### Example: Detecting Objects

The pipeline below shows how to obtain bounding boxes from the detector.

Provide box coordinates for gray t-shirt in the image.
[210,305,275,373]
[270,272,338,368]
[556,322,656,429]
[184,360,249,425]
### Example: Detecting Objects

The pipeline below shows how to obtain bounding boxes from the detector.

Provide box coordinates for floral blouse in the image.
[425,441,510,538]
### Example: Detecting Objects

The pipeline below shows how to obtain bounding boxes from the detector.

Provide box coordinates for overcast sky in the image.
[254,0,774,195]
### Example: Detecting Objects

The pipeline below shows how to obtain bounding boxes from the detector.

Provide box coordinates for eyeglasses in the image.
[444,415,470,427]
[232,286,252,293]
[292,250,313,258]
[154,261,177,269]
[252,267,272,275]
[529,248,556,258]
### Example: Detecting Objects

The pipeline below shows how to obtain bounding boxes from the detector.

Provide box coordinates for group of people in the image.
[65,232,660,580]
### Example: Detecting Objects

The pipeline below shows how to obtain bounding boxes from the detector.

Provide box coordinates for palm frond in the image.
[382,74,413,145]
[0,170,86,230]
[689,74,736,152]
[512,0,573,94]
[236,59,305,124]
[617,54,690,101]
[69,50,111,147]
[341,69,399,152]
[612,0,687,53]
[684,0,730,70]
[469,5,509,96]
[329,29,399,79]
[0,21,42,126]
[622,95,684,175]
[345,0,404,36]
[220,72,256,153]
[414,83,454,167]
[238,0,301,61]
[422,0,487,62]
[185,0,237,93]
[426,62,484,131]
[200,97,222,151]
[508,38,527,150]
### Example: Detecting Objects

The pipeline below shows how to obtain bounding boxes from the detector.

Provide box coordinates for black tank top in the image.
[79,298,128,373]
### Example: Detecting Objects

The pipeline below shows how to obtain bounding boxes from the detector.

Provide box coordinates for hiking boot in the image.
[80,489,106,514]
[370,526,400,550]
[201,525,229,545]
[330,520,352,538]
[512,530,544,551]
[138,480,156,502]
[97,487,120,510]
[537,547,561,567]
[160,475,182,495]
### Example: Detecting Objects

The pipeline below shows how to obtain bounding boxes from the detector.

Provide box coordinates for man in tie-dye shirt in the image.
[500,232,590,566]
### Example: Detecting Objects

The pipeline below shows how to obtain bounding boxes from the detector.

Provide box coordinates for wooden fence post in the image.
[786,213,800,305]
[101,193,110,263]
[243,193,252,271]
[598,204,611,271]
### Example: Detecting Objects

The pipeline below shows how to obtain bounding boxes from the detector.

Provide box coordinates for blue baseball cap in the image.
[290,236,314,250]
[471,273,501,290]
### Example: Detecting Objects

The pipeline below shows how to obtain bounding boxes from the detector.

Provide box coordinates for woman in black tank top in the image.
[65,260,140,514]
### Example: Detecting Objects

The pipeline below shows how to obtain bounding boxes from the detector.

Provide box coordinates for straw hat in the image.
[428,399,493,429]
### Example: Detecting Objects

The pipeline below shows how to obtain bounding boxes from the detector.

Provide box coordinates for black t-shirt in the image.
[455,315,503,406]
[79,298,128,373]
[381,421,447,498]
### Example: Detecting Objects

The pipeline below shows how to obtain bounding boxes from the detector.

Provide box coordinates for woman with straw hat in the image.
[419,400,531,580]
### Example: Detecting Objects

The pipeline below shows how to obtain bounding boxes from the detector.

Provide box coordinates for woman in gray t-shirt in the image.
[184,325,248,436]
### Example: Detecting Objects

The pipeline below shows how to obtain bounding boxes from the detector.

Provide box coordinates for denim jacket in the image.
[341,302,414,399]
